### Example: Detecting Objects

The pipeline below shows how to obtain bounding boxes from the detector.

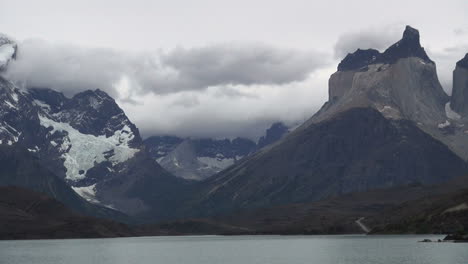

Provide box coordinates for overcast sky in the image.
[1,0,467,139]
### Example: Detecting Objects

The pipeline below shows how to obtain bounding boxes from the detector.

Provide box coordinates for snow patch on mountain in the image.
[438,120,451,129]
[33,99,52,111]
[72,184,99,203]
[39,115,139,181]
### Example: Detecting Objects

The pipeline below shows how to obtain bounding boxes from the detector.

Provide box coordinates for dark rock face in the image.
[456,53,468,69]
[188,108,468,216]
[451,53,468,116]
[257,122,289,149]
[338,49,380,72]
[338,26,433,72]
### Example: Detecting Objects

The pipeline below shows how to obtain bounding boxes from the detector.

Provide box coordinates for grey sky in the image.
[1,0,467,139]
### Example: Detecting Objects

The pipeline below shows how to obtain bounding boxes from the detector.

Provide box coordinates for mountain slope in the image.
[0,145,129,221]
[187,108,468,216]
[179,26,468,217]
[369,180,468,234]
[0,186,133,239]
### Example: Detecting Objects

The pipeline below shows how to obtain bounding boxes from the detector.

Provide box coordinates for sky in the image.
[1,0,468,139]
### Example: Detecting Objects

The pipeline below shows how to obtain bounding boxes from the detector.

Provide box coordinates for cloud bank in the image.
[4,40,328,99]
[1,38,331,139]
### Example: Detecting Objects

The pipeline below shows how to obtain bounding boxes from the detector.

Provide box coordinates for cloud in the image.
[119,67,333,139]
[3,39,329,100]
[333,25,402,59]
[454,28,468,36]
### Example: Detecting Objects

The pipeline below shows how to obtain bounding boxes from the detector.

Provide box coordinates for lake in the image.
[1,235,467,264]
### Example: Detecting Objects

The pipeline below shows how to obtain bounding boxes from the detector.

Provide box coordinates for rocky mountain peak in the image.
[456,53,468,69]
[402,25,420,43]
[28,88,68,113]
[337,26,433,72]
[29,87,142,144]
[380,25,433,64]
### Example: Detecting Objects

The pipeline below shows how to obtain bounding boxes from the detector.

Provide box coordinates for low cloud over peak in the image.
[3,39,329,99]
[1,37,331,139]
[333,26,402,60]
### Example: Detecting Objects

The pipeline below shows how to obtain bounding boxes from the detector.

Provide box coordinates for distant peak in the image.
[456,53,468,69]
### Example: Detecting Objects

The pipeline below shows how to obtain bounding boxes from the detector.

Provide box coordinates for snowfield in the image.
[39,115,139,181]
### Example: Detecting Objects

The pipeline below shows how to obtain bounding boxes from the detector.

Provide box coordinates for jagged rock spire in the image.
[338,26,433,71]
[379,25,433,64]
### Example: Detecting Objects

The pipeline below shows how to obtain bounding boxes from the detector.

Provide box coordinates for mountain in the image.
[257,122,289,149]
[451,53,468,117]
[0,186,134,239]
[144,123,288,181]
[3,83,188,216]
[177,26,468,217]
[0,36,189,217]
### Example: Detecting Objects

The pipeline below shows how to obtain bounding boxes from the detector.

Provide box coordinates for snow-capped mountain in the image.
[0,37,187,216]
[0,80,185,216]
[29,88,141,184]
[144,123,289,180]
